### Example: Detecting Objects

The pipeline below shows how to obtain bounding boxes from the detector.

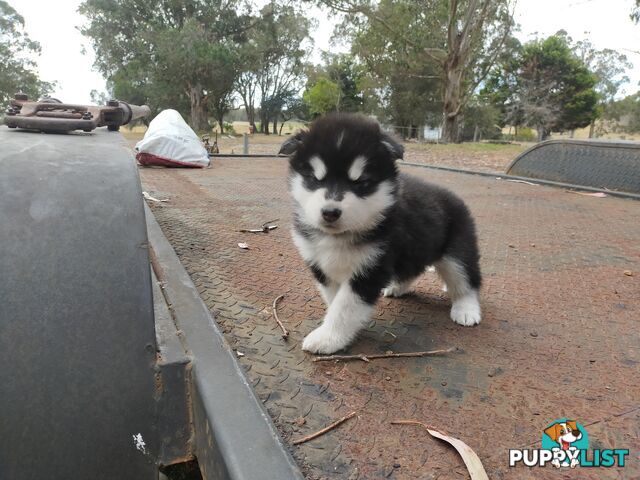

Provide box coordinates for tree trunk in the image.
[588,120,595,138]
[272,115,278,135]
[218,117,225,135]
[441,115,460,143]
[440,48,465,143]
[279,121,286,136]
[248,106,256,133]
[188,85,209,132]
[260,110,269,135]
[473,125,480,142]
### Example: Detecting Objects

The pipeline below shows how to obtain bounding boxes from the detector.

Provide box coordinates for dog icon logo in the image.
[510,418,628,469]
[542,419,588,468]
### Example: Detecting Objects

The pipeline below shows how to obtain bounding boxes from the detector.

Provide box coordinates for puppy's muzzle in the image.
[321,208,342,223]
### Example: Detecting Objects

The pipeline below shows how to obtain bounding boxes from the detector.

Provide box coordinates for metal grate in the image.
[507,139,640,194]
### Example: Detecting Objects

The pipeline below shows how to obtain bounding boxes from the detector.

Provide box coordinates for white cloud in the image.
[15,0,106,104]
[514,0,640,94]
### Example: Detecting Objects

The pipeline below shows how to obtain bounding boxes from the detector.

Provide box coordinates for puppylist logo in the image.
[509,418,630,469]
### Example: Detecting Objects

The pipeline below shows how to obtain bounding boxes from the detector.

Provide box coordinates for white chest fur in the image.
[292,230,382,284]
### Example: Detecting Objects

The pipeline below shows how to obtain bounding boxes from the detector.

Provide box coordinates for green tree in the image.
[484,34,598,140]
[460,98,501,141]
[303,77,341,116]
[307,53,365,113]
[326,0,515,142]
[0,1,54,105]
[335,0,442,135]
[574,39,632,137]
[235,2,311,134]
[604,92,640,133]
[79,0,249,131]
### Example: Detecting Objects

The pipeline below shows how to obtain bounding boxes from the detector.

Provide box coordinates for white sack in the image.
[135,109,210,168]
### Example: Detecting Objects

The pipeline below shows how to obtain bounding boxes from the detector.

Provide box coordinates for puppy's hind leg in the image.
[435,255,482,326]
[382,277,416,298]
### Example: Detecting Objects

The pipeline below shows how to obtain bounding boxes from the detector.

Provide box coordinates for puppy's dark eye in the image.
[353,177,371,187]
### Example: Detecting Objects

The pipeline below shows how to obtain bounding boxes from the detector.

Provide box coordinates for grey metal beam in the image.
[145,205,304,480]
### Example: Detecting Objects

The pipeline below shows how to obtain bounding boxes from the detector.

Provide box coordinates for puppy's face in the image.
[281,114,403,235]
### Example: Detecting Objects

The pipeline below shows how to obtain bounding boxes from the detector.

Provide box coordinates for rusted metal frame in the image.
[4,93,150,133]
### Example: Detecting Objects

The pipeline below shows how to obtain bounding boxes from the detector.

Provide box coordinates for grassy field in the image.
[123,123,527,173]
[123,119,638,174]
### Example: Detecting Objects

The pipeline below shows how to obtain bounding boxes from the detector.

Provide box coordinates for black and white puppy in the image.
[280,113,482,354]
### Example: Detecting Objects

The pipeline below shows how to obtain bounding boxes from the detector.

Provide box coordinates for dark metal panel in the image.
[0,130,159,480]
[151,270,193,467]
[506,139,640,194]
[399,161,640,200]
[145,205,304,480]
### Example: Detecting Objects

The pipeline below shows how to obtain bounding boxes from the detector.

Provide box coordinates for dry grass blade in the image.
[272,294,289,339]
[391,420,488,480]
[293,411,357,445]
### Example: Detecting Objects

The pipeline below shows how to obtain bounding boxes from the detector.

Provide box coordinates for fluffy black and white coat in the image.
[280,114,482,354]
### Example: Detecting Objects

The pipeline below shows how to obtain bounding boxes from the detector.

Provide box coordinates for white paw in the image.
[570,459,579,469]
[382,283,410,298]
[450,292,482,326]
[382,286,402,298]
[552,459,561,469]
[302,326,350,354]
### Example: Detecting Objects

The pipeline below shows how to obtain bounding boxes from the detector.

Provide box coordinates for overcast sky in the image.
[14,0,640,105]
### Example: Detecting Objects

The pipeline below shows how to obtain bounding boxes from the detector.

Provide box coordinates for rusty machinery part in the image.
[3,93,151,133]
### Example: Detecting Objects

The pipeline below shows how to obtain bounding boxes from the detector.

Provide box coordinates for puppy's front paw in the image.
[450,293,481,326]
[302,326,350,354]
[552,459,561,469]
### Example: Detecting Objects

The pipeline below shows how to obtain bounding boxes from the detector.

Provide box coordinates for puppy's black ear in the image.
[279,130,307,155]
[381,133,404,160]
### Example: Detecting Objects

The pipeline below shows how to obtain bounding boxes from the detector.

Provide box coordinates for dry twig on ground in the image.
[239,218,279,233]
[292,411,357,445]
[272,294,289,339]
[313,347,456,363]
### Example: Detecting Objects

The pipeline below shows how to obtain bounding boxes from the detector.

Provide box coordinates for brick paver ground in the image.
[140,158,639,479]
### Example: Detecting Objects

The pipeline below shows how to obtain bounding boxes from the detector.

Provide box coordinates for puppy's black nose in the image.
[321,208,342,223]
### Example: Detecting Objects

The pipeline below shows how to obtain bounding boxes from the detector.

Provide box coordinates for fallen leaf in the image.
[142,191,169,202]
[391,420,488,480]
[505,179,538,186]
[238,242,250,249]
[565,190,607,198]
[426,427,489,480]
[236,351,245,357]
[624,270,633,277]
